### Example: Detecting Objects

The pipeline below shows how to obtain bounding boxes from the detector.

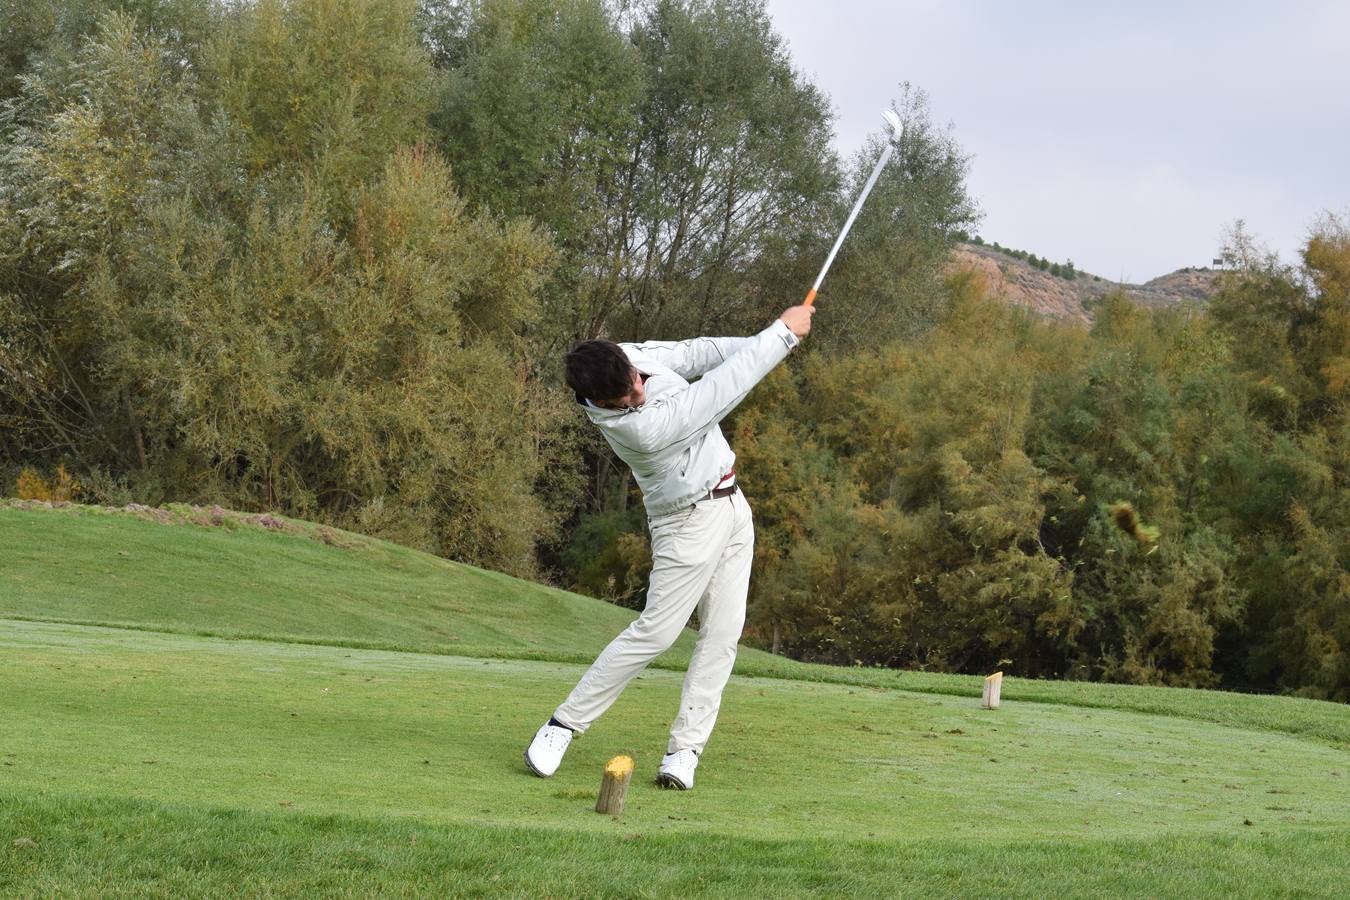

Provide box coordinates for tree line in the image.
[960,233,1079,280]
[1,0,1345,699]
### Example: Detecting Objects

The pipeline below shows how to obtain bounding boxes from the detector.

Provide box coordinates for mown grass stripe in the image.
[4,614,1347,746]
[3,791,1346,899]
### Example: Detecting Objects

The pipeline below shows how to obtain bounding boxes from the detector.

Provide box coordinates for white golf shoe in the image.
[656,748,698,790]
[524,723,573,777]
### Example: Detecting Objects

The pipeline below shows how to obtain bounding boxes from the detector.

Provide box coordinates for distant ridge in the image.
[950,242,1222,323]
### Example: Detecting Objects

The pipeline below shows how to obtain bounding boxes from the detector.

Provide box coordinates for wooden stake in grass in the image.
[596,755,634,815]
[982,672,1003,710]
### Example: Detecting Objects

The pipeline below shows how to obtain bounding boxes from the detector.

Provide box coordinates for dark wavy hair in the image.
[564,340,632,404]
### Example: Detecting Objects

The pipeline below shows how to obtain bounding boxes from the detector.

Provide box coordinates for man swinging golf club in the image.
[524,304,814,790]
[526,108,900,790]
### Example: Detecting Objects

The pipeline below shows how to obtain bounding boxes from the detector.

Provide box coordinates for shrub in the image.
[14,465,79,502]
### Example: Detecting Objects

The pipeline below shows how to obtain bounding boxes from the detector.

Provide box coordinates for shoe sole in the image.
[523,748,551,778]
[654,772,689,790]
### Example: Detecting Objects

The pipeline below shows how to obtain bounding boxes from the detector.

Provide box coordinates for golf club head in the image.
[882,109,903,143]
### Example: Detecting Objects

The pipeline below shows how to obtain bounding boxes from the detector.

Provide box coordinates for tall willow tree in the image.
[428,0,839,345]
[0,1,559,575]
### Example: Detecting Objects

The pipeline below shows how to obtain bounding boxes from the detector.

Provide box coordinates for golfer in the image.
[525,304,815,790]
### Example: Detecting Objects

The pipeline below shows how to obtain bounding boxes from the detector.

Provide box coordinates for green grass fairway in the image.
[2,503,1348,896]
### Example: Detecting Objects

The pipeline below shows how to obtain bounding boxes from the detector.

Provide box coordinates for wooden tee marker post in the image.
[596,755,634,815]
[981,672,1003,709]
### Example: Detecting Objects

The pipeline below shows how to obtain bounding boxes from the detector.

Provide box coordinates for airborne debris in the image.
[1109,502,1160,546]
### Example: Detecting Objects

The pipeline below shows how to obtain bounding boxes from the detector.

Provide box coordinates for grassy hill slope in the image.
[2,502,1348,897]
[1,501,652,661]
[3,502,1345,745]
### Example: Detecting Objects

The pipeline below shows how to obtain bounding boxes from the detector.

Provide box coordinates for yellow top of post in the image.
[605,755,635,778]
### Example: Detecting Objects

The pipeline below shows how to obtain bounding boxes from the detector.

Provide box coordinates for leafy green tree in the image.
[1,10,217,471]
[1203,218,1350,698]
[207,0,432,221]
[0,0,219,109]
[427,0,643,306]
[584,0,838,339]
[740,277,1079,674]
[0,3,561,576]
[429,2,977,354]
[1031,296,1249,685]
[430,0,839,345]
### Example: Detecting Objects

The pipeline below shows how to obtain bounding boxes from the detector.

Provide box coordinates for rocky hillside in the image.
[949,243,1222,324]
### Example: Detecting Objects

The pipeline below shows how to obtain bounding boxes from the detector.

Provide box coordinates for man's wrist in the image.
[771,317,799,348]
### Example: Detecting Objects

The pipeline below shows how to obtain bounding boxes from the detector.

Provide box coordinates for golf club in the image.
[803,109,904,306]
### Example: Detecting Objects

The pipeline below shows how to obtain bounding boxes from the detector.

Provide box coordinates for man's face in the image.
[600,367,646,410]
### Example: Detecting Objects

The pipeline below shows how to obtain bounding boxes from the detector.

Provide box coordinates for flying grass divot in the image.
[981,671,1003,709]
[1109,501,1160,548]
[596,755,635,815]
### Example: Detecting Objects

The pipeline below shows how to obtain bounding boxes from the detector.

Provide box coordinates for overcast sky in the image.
[765,0,1349,282]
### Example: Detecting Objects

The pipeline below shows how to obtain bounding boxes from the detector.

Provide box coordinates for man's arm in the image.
[607,318,802,454]
[619,337,754,380]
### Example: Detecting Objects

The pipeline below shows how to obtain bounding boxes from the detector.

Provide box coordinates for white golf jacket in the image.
[580,319,800,517]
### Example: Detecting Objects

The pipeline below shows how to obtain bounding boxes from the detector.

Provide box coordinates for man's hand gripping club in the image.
[779,304,815,339]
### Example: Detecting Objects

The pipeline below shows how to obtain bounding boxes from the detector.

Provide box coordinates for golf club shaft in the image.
[804,141,895,306]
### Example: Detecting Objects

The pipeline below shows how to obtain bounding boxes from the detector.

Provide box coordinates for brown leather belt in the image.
[697,483,739,503]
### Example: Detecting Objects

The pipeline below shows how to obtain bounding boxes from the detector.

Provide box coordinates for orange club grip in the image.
[804,287,817,306]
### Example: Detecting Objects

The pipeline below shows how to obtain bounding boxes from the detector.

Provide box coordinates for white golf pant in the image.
[554,488,754,755]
